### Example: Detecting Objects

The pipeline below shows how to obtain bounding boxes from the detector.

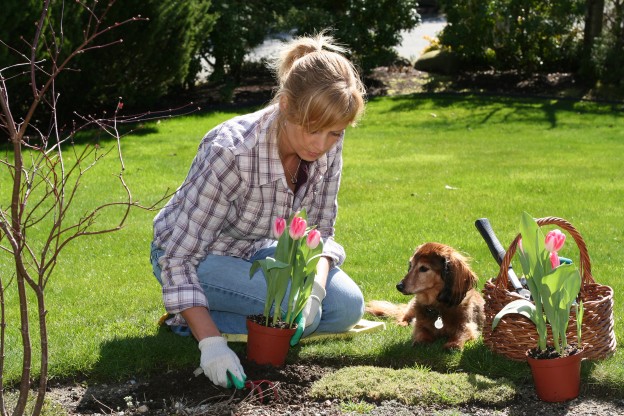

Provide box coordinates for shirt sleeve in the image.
[159,138,241,314]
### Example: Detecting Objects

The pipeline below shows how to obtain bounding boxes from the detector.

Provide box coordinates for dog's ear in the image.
[436,250,478,306]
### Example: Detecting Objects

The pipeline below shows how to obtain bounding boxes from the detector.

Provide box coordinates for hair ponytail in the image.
[270,31,366,131]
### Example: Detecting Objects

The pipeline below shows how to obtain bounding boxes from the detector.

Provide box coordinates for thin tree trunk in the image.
[14,270,31,416]
[32,286,49,416]
[0,277,7,416]
[12,126,31,416]
[583,0,605,70]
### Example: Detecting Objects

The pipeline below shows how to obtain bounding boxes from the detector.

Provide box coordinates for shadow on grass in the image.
[0,124,160,153]
[370,92,624,130]
[89,326,198,382]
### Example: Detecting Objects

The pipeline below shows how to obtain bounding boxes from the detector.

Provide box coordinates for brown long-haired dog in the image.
[367,242,485,350]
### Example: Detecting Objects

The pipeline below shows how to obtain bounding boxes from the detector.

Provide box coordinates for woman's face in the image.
[283,120,349,162]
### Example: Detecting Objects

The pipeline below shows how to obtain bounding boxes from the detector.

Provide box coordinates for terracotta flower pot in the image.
[526,350,582,402]
[246,318,296,367]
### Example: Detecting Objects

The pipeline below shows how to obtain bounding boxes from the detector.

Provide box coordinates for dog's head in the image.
[396,242,477,306]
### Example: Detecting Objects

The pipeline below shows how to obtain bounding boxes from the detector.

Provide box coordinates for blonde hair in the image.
[270,31,366,132]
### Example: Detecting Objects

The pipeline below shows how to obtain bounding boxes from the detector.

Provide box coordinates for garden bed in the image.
[47,358,624,415]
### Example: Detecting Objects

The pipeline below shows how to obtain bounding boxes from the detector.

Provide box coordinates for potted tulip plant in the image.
[246,209,324,366]
[492,212,584,402]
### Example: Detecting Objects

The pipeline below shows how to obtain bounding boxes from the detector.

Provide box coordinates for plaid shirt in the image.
[153,104,346,315]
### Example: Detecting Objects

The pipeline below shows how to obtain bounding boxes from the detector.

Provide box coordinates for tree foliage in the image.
[0,0,215,119]
[436,0,624,87]
[437,0,585,73]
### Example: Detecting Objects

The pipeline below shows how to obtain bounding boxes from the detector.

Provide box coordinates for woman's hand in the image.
[182,307,245,388]
[198,336,246,388]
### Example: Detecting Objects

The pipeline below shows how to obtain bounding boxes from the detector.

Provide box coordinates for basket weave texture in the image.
[482,217,616,361]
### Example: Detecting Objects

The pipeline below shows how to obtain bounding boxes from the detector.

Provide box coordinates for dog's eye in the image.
[418,265,429,272]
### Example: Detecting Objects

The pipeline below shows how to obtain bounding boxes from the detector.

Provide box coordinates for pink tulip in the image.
[273,217,286,238]
[306,229,321,249]
[289,216,307,240]
[545,229,566,253]
[550,251,560,270]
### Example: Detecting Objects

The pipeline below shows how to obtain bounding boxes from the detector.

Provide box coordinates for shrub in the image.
[438,0,585,73]
[0,0,216,120]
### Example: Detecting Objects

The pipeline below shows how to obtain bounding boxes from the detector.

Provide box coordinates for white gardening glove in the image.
[303,280,326,324]
[198,336,246,389]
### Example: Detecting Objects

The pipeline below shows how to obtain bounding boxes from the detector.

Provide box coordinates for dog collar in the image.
[425,307,444,329]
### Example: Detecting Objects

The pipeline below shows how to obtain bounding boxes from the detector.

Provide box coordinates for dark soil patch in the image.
[49,360,335,415]
[47,355,624,415]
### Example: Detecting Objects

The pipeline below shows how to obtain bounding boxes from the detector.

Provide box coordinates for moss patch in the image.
[310,366,516,407]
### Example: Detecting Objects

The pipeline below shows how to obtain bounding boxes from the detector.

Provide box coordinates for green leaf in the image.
[541,263,581,351]
[492,299,538,329]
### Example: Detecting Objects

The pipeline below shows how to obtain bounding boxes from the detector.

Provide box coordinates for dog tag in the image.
[434,316,443,329]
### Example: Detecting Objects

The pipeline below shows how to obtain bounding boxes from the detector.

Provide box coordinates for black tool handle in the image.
[475,218,507,265]
[475,218,531,299]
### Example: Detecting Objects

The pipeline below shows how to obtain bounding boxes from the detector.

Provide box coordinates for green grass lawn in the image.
[2,94,623,398]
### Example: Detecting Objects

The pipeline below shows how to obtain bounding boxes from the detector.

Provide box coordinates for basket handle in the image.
[495,216,594,295]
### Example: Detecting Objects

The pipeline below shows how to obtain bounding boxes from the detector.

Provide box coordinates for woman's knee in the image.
[339,289,365,329]
[322,271,365,332]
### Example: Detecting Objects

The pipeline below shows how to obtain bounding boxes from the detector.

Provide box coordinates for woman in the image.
[151,32,366,389]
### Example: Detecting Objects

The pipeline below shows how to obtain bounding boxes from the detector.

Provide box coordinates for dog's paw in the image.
[443,340,465,350]
[413,329,435,344]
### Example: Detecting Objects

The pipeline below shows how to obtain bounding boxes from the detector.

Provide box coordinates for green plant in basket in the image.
[249,209,324,328]
[492,212,584,356]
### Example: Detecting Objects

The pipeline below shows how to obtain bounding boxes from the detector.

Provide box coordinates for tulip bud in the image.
[289,216,307,240]
[549,251,560,270]
[306,229,321,249]
[273,217,286,238]
[545,229,566,252]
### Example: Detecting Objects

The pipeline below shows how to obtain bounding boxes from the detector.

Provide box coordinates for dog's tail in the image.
[366,300,409,323]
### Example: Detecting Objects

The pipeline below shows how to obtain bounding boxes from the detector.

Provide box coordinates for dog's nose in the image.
[396,282,404,293]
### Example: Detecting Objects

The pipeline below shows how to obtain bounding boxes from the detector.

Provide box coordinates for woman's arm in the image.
[181,306,222,340]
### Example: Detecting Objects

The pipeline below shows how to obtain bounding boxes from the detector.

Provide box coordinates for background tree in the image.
[591,0,624,87]
[0,2,170,415]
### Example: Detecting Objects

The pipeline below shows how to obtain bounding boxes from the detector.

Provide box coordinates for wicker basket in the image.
[482,217,616,361]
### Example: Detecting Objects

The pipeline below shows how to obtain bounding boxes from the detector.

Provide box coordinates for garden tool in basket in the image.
[475,218,531,300]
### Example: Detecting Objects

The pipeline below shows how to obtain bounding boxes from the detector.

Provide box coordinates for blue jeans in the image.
[150,242,364,338]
